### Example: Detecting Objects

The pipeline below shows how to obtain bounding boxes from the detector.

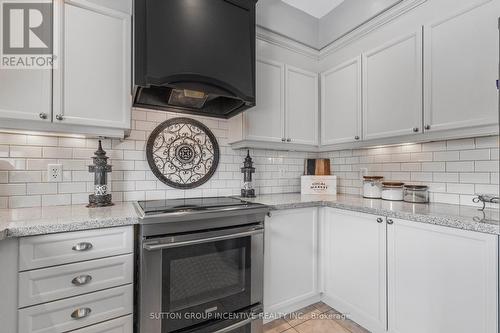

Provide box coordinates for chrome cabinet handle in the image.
[376,217,384,223]
[55,114,63,121]
[266,211,272,218]
[39,112,47,119]
[281,138,286,142]
[354,136,360,140]
[286,138,291,142]
[71,307,91,319]
[424,124,431,130]
[72,242,93,252]
[71,275,92,286]
[387,218,394,225]
[412,127,419,133]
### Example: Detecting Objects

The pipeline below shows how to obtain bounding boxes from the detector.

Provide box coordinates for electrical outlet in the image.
[47,164,63,182]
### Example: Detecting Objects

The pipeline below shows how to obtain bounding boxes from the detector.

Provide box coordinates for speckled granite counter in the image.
[0,194,498,239]
[0,202,139,239]
[245,193,500,235]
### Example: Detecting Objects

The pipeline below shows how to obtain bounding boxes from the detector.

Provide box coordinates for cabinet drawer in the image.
[19,254,133,308]
[69,315,132,333]
[18,285,133,333]
[19,226,133,271]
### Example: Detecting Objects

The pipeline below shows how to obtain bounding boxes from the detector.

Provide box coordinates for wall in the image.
[318,0,401,47]
[256,0,319,48]
[319,136,499,206]
[0,109,315,209]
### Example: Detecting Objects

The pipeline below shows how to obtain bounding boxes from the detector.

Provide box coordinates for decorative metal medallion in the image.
[146,117,220,189]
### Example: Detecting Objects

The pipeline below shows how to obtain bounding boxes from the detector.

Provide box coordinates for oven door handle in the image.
[143,229,264,251]
[212,316,259,333]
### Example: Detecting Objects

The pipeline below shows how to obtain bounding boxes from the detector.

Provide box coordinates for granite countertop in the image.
[0,202,139,240]
[245,193,500,235]
[0,194,498,239]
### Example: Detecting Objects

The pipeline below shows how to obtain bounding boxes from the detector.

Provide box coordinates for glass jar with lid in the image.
[403,185,429,203]
[363,176,384,198]
[381,182,405,201]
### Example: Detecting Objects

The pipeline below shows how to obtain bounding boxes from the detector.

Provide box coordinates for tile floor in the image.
[263,302,370,333]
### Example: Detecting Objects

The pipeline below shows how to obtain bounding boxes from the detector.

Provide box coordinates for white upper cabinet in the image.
[244,59,285,142]
[285,65,318,145]
[423,0,499,132]
[54,0,131,129]
[321,209,387,333]
[231,59,319,148]
[387,218,498,333]
[362,30,423,140]
[321,56,362,145]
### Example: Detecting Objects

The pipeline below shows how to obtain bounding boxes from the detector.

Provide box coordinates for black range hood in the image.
[134,0,257,119]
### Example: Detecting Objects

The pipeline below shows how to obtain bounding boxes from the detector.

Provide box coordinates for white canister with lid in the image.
[363,176,384,198]
[381,182,405,201]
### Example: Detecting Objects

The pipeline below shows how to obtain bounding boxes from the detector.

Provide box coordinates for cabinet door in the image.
[387,218,498,333]
[285,65,318,145]
[321,56,362,145]
[0,61,51,122]
[244,59,285,142]
[362,31,422,140]
[423,0,499,132]
[264,208,318,314]
[321,208,387,333]
[54,0,131,129]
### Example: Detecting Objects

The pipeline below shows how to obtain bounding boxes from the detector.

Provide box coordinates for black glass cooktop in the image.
[137,197,257,215]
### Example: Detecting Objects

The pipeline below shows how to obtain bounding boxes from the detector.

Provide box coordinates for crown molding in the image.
[319,0,428,59]
[256,0,428,61]
[256,26,320,61]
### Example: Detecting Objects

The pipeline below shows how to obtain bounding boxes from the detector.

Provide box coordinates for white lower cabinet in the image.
[264,208,319,315]
[70,315,132,333]
[321,208,498,333]
[18,285,133,333]
[321,209,387,333]
[387,218,498,333]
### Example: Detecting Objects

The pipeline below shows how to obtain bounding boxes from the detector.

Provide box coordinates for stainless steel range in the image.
[134,197,269,333]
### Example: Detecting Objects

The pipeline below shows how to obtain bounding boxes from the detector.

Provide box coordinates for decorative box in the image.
[301,175,337,195]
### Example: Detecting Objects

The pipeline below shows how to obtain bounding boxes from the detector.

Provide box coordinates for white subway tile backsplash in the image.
[475,161,499,172]
[446,161,474,172]
[475,184,499,195]
[447,138,475,150]
[459,149,490,161]
[0,108,497,208]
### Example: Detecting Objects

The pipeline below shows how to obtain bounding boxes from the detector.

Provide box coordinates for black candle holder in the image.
[241,150,256,198]
[87,140,113,208]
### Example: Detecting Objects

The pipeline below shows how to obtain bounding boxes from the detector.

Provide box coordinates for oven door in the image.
[139,224,264,333]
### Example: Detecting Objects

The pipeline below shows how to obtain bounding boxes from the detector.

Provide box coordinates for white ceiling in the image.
[281,0,345,18]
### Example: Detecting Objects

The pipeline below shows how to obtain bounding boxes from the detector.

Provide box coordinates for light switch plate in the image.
[47,164,63,182]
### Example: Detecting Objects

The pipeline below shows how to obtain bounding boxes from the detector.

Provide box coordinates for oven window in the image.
[161,237,252,332]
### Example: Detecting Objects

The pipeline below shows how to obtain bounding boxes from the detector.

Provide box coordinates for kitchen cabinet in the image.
[321,56,362,145]
[321,208,498,333]
[423,0,499,132]
[321,209,387,333]
[0,0,131,138]
[229,59,319,149]
[264,208,319,315]
[0,71,52,123]
[387,218,498,333]
[244,59,285,143]
[362,30,423,140]
[285,65,319,145]
[53,0,131,129]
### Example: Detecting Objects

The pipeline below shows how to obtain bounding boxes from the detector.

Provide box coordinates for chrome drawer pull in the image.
[72,242,93,252]
[71,275,92,286]
[71,307,91,319]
